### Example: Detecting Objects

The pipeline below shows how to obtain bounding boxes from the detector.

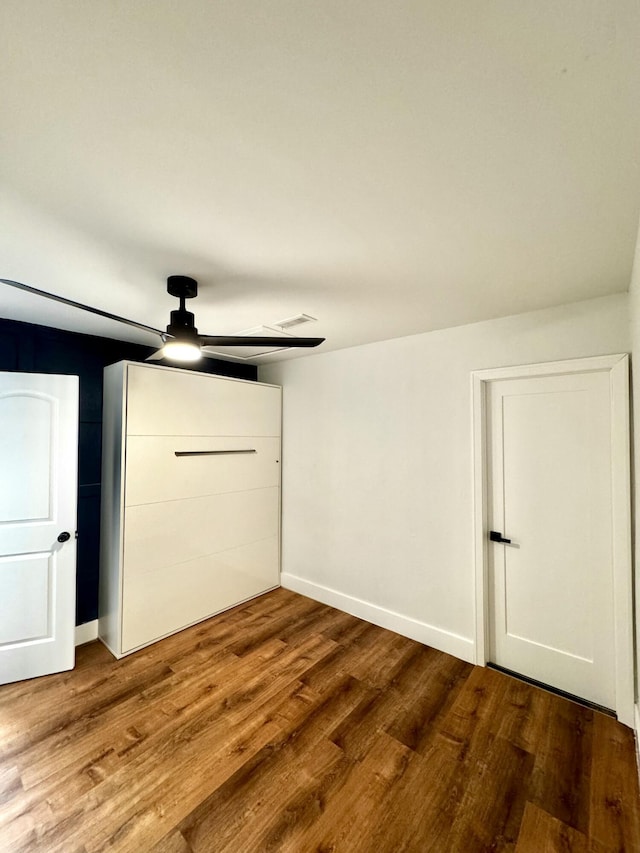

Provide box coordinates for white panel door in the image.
[487,369,616,709]
[0,373,78,685]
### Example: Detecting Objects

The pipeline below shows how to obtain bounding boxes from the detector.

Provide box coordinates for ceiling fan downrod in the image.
[165,276,199,345]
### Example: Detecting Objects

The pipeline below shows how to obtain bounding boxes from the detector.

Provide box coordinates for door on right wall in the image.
[486,367,617,710]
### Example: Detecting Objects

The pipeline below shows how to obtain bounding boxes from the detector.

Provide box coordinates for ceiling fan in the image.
[0,275,325,362]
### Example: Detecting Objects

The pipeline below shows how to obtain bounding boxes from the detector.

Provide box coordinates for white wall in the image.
[260,294,630,662]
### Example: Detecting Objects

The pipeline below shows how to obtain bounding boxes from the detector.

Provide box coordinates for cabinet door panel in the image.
[126,365,281,437]
[121,536,279,652]
[123,488,279,578]
[125,436,280,506]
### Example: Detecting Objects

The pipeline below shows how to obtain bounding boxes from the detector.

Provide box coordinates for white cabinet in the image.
[98,361,281,658]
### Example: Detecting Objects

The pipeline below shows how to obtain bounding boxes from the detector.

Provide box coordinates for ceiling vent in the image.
[273,313,317,330]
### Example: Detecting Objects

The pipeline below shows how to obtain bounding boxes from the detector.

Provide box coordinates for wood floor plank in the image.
[5,635,334,851]
[327,644,450,762]
[515,802,597,853]
[491,672,553,754]
[150,829,192,853]
[439,663,513,745]
[527,695,594,834]
[274,732,414,853]
[384,649,470,753]
[320,609,378,646]
[174,670,374,852]
[445,731,534,851]
[225,595,326,657]
[589,711,640,850]
[179,736,344,852]
[0,588,638,852]
[345,737,466,852]
[282,598,370,648]
[11,647,237,789]
[342,626,417,689]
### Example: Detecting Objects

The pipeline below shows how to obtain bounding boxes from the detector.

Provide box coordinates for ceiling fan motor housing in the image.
[167,308,198,341]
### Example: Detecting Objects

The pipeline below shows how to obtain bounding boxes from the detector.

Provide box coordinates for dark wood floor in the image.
[1,589,639,852]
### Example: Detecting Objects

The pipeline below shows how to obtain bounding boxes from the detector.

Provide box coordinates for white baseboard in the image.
[75,619,98,646]
[281,572,475,663]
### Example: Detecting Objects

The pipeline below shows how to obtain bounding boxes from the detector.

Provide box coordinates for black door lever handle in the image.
[489,530,511,544]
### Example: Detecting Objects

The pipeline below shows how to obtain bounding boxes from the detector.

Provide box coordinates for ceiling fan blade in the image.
[0,278,165,339]
[145,349,168,362]
[200,336,325,348]
[2,276,328,357]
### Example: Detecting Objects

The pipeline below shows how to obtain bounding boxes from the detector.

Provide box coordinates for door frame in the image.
[471,354,634,727]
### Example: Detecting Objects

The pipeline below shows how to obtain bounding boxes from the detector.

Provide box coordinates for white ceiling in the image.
[1,1,639,362]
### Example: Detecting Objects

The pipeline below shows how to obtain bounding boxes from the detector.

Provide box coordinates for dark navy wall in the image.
[0,317,257,626]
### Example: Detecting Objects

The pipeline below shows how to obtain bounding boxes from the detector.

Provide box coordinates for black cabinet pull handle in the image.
[174,449,256,457]
[489,530,511,544]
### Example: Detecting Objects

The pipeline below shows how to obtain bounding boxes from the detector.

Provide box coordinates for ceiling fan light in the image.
[160,339,202,362]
